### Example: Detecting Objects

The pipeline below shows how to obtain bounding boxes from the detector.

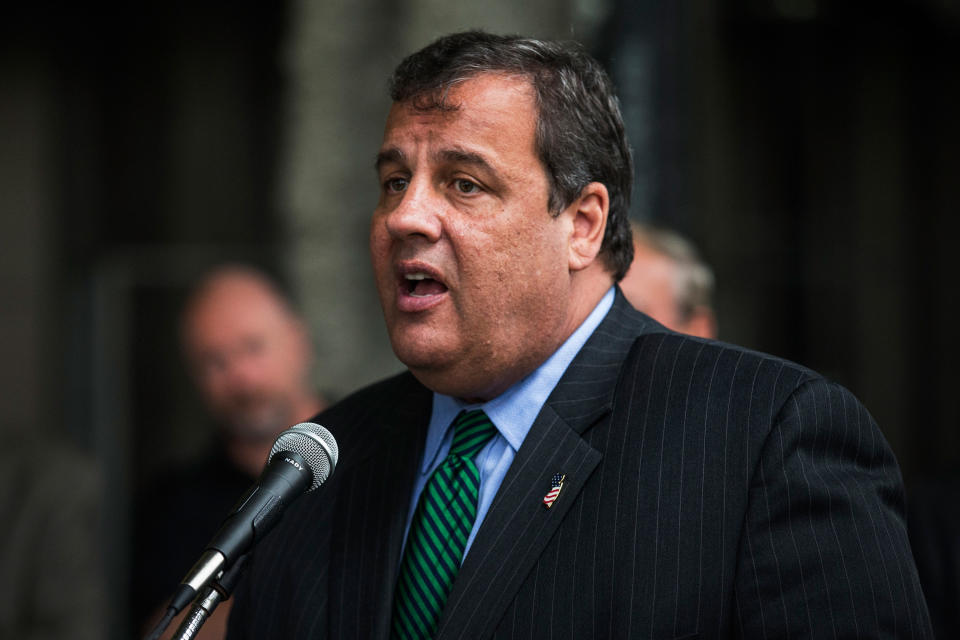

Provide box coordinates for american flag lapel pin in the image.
[542,473,566,509]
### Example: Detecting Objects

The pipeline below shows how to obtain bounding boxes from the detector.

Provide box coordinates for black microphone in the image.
[162,422,339,618]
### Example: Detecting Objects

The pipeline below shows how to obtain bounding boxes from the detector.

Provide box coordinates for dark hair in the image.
[389,31,634,280]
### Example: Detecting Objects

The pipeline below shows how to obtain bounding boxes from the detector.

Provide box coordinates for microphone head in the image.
[268,423,338,491]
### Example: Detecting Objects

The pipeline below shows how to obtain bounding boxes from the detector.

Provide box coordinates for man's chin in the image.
[392,343,453,377]
[388,333,500,398]
[401,359,492,401]
[221,407,288,442]
[408,369,504,403]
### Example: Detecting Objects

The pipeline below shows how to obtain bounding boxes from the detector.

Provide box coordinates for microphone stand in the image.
[143,423,337,640]
[171,554,249,640]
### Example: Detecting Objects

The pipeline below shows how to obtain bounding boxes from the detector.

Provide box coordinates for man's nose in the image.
[222,351,262,388]
[384,177,443,242]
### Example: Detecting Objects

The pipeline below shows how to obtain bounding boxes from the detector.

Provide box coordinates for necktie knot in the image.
[448,410,497,460]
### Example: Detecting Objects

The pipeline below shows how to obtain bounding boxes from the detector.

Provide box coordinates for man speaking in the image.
[226,32,931,638]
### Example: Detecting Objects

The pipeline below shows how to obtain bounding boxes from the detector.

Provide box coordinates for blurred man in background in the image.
[132,264,326,637]
[178,264,326,478]
[619,221,717,339]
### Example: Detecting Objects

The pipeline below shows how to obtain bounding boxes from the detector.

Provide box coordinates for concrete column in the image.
[0,52,56,438]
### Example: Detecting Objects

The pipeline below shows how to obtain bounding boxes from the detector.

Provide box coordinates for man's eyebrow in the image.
[375,148,404,172]
[435,148,494,173]
[374,147,498,176]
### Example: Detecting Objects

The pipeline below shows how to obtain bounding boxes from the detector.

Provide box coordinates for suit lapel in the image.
[436,291,655,638]
[436,404,601,639]
[326,374,432,639]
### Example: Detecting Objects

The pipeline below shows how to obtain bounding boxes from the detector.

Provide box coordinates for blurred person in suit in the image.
[132,264,326,638]
[227,32,931,638]
[0,434,105,640]
[619,221,717,339]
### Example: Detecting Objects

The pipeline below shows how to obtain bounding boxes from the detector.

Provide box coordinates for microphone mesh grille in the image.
[268,423,339,491]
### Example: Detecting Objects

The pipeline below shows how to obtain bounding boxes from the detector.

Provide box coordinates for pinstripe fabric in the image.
[227,289,932,639]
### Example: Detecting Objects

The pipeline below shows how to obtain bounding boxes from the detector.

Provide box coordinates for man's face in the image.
[184,278,310,440]
[370,74,577,401]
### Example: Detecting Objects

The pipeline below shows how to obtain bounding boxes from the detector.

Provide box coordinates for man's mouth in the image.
[393,265,449,313]
[404,272,448,297]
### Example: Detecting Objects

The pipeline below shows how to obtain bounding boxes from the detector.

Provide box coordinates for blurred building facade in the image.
[1,0,958,637]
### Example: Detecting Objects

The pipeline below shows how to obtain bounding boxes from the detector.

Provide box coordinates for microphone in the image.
[162,422,338,618]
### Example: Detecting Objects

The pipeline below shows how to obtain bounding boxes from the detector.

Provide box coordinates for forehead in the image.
[185,279,287,343]
[379,73,539,160]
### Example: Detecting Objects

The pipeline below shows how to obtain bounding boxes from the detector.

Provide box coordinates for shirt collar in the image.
[422,287,615,472]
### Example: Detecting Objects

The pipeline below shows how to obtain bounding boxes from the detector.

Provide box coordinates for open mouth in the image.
[404,272,448,297]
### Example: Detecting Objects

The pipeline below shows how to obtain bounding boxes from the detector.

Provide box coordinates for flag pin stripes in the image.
[542,473,565,508]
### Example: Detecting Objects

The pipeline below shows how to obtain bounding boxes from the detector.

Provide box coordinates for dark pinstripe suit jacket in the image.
[227,291,932,638]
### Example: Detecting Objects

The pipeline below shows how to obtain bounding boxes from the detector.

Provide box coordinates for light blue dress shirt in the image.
[403,286,615,559]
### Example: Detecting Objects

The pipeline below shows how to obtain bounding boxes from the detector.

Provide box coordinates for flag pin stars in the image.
[542,473,566,509]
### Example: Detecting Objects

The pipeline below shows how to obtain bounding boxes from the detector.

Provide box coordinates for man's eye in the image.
[384,177,408,193]
[454,179,479,194]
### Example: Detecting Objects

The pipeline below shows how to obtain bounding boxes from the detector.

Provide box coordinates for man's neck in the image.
[561,269,615,346]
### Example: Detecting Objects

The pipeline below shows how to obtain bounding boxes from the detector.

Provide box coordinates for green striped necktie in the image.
[391,409,498,639]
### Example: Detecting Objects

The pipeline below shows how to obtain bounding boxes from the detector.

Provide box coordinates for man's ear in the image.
[567,181,609,271]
